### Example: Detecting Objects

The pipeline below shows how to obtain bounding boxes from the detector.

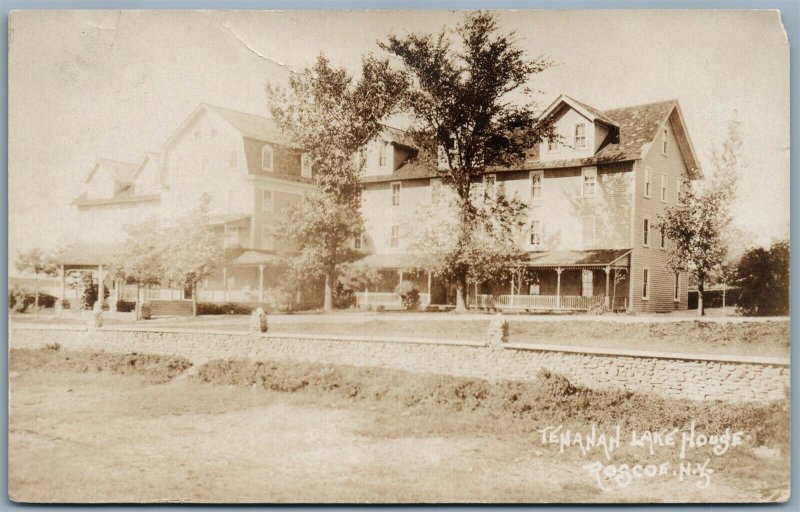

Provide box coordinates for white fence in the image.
[355,292,431,308]
[474,294,606,311]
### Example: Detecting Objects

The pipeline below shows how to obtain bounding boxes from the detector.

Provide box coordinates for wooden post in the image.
[427,270,432,306]
[58,265,66,313]
[398,269,404,307]
[604,266,611,308]
[223,266,228,302]
[98,265,105,307]
[556,267,563,309]
[258,264,265,303]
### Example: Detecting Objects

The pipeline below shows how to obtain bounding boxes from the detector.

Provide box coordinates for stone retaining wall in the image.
[9,326,790,403]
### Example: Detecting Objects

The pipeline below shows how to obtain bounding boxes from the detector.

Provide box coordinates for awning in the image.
[54,242,122,266]
[523,249,631,268]
[230,250,284,266]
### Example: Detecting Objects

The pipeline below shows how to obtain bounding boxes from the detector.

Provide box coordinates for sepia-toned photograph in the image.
[7,8,791,504]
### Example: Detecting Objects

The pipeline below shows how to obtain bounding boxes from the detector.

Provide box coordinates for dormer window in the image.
[662,128,668,155]
[378,143,388,167]
[574,123,586,148]
[301,153,312,178]
[261,145,273,171]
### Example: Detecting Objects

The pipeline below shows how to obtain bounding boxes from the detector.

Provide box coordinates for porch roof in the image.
[54,242,122,266]
[523,249,631,268]
[230,250,283,266]
[358,253,427,270]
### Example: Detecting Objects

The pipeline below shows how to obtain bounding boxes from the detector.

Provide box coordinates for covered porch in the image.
[353,254,436,309]
[473,249,632,312]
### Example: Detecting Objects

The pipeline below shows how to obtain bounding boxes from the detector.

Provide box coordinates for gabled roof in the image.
[539,94,620,128]
[130,152,161,183]
[380,125,417,149]
[84,158,138,184]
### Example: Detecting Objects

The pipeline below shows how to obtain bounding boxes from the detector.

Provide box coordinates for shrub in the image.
[736,240,790,316]
[60,299,71,310]
[394,281,420,311]
[197,302,256,315]
[140,303,152,320]
[116,300,136,313]
[8,286,56,313]
[586,303,610,315]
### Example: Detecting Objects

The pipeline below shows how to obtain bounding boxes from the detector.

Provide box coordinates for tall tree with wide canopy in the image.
[267,55,404,311]
[110,220,166,319]
[378,12,554,310]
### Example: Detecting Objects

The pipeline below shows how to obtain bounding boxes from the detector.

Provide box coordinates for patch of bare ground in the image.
[8,348,790,503]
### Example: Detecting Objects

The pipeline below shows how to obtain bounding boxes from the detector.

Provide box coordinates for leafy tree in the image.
[267,55,403,311]
[110,219,165,319]
[161,196,226,316]
[378,12,553,310]
[14,247,58,315]
[658,118,740,316]
[736,240,790,316]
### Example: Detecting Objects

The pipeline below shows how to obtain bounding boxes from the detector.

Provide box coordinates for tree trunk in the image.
[697,280,705,317]
[455,277,468,312]
[136,282,142,320]
[323,274,333,312]
[192,281,198,317]
[34,273,40,316]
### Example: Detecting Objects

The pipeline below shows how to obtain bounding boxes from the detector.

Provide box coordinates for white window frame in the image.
[261,226,274,250]
[642,267,651,300]
[378,143,388,167]
[581,215,596,246]
[430,178,442,204]
[301,153,312,179]
[660,227,666,250]
[530,171,543,201]
[643,217,650,247]
[662,128,669,155]
[224,226,240,248]
[483,173,496,194]
[574,123,586,148]
[643,166,652,198]
[391,181,401,206]
[390,225,400,248]
[660,173,667,202]
[262,189,274,214]
[674,273,680,302]
[581,269,594,297]
[261,145,274,171]
[548,128,560,152]
[529,219,542,246]
[582,167,597,198]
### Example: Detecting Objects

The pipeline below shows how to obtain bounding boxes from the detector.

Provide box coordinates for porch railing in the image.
[474,294,606,311]
[355,292,431,308]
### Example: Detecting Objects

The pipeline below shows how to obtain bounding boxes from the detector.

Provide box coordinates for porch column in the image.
[58,265,66,313]
[258,264,265,303]
[510,273,515,308]
[556,267,563,309]
[398,270,404,307]
[364,284,369,306]
[222,266,228,302]
[427,270,432,306]
[110,278,118,312]
[98,265,105,307]
[604,266,611,308]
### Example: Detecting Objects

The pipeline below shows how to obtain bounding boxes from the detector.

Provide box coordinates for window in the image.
[261,145,273,171]
[674,273,680,302]
[548,129,560,151]
[430,178,442,204]
[354,229,362,250]
[211,128,219,138]
[378,143,388,167]
[262,189,273,213]
[581,215,596,245]
[582,167,597,197]
[530,171,543,201]
[529,220,542,246]
[642,268,650,300]
[660,228,666,250]
[574,123,586,148]
[660,174,667,202]
[229,151,237,169]
[581,270,593,297]
[662,128,669,155]
[224,226,239,248]
[483,174,496,194]
[644,167,652,198]
[643,218,650,247]
[391,182,401,206]
[301,153,312,178]
[261,226,274,250]
[390,225,400,248]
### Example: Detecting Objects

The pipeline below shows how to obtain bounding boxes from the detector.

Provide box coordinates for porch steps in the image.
[146,300,193,317]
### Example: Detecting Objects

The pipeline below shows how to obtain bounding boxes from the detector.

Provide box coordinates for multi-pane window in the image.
[530,171,543,200]
[391,182,401,206]
[582,167,597,197]
[676,177,685,205]
[378,143,388,167]
[484,174,496,194]
[390,225,400,248]
[429,178,442,205]
[674,273,680,302]
[644,167,652,198]
[261,145,273,171]
[581,270,593,297]
[574,123,586,148]
[261,226,274,250]
[660,173,668,202]
[662,128,669,154]
[643,218,650,246]
[262,189,273,213]
[301,153,312,178]
[642,268,650,300]
[660,228,666,250]
[529,220,542,246]
[548,130,560,151]
[581,215,595,245]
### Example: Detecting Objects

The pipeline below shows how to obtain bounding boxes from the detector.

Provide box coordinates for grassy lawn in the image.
[8,348,790,503]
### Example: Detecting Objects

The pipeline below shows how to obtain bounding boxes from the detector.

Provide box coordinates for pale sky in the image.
[8,9,789,261]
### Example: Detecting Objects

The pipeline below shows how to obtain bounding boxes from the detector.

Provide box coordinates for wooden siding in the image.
[630,111,690,313]
[243,137,305,180]
[251,185,302,252]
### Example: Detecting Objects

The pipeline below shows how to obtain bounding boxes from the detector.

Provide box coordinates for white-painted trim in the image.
[261,144,274,171]
[643,166,652,198]
[530,170,543,202]
[581,166,597,198]
[660,173,667,202]
[642,266,651,301]
[391,181,401,206]
[642,217,650,247]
